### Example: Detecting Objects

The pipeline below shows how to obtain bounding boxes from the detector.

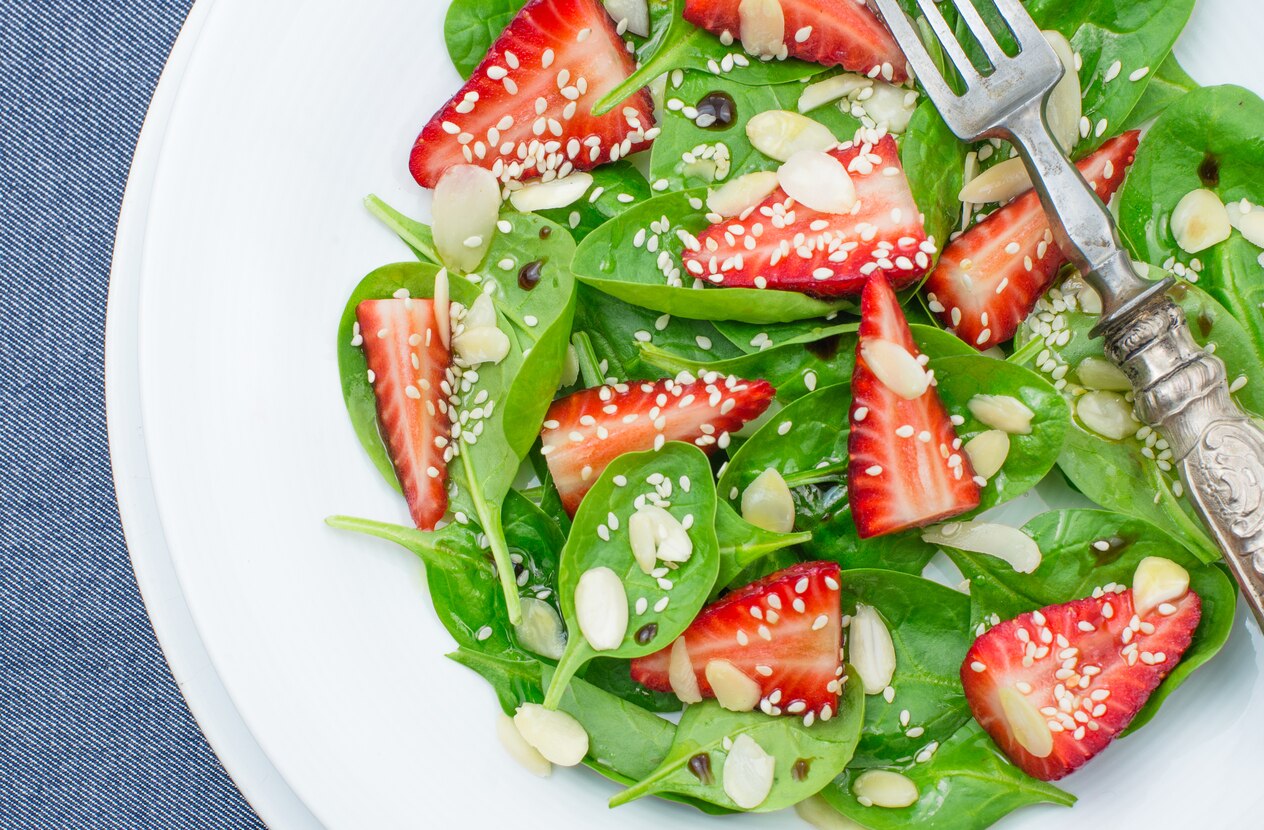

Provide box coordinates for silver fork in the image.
[871,0,1264,626]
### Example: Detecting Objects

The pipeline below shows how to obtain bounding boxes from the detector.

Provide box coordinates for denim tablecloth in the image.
[1,2,263,826]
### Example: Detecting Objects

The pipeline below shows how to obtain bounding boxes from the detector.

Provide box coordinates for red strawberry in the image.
[962,586,1201,781]
[848,274,980,537]
[356,298,452,530]
[631,561,845,721]
[684,0,907,82]
[683,136,932,297]
[924,131,1141,350]
[541,373,774,515]
[409,0,656,189]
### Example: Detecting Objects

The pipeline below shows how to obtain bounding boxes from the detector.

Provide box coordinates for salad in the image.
[331,0,1263,825]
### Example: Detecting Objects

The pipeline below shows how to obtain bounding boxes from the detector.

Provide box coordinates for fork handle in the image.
[1001,105,1168,324]
[1103,296,1264,627]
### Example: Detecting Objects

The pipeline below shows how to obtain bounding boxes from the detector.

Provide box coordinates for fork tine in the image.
[946,0,1007,66]
[913,0,982,86]
[991,0,1045,45]
[867,0,957,103]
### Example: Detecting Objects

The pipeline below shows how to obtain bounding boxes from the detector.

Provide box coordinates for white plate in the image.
[108,1,1264,827]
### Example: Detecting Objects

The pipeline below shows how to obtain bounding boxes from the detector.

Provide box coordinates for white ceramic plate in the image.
[108,1,1264,827]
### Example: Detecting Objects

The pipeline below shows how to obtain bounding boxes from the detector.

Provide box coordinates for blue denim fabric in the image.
[1,2,263,827]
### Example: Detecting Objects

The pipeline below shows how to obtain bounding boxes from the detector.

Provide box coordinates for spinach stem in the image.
[364,195,441,264]
[782,463,849,487]
[1006,332,1045,367]
[571,331,606,387]
[461,450,524,625]
[591,10,690,117]
[542,641,587,710]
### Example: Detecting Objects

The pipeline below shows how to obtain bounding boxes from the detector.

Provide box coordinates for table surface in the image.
[0,2,262,826]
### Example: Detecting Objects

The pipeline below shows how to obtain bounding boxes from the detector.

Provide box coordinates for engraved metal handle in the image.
[1104,296,1264,627]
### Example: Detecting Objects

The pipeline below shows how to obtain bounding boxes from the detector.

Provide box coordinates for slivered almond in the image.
[513,703,589,767]
[669,636,703,703]
[496,712,552,777]
[861,339,930,400]
[999,687,1053,757]
[1133,557,1190,617]
[723,734,776,809]
[509,172,593,212]
[1076,390,1134,440]
[707,171,780,218]
[433,164,500,272]
[738,0,785,59]
[963,430,1010,479]
[967,394,1034,435]
[705,660,762,711]
[1075,356,1131,391]
[958,156,1032,205]
[741,468,795,533]
[798,74,872,113]
[1171,188,1231,254]
[849,604,896,694]
[922,521,1042,573]
[1043,30,1082,151]
[575,567,628,651]
[604,0,650,38]
[852,770,919,809]
[514,597,567,660]
[778,150,856,214]
[746,110,837,162]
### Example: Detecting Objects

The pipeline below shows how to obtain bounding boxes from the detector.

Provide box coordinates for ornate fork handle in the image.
[1104,295,1264,625]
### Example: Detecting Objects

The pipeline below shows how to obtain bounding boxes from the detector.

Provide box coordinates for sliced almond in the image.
[999,687,1053,757]
[963,430,1010,479]
[922,521,1042,574]
[1076,282,1103,315]
[629,504,693,566]
[628,508,659,574]
[967,394,1034,435]
[778,150,857,214]
[669,636,703,703]
[852,770,919,809]
[707,171,781,218]
[514,597,567,660]
[860,81,918,133]
[1228,200,1264,248]
[861,339,930,400]
[513,703,589,767]
[798,74,872,113]
[1043,30,1082,151]
[433,164,501,273]
[705,660,762,711]
[453,324,511,366]
[849,604,896,695]
[1076,390,1134,440]
[1075,356,1131,391]
[463,292,498,330]
[509,172,594,213]
[723,734,776,809]
[433,268,451,349]
[574,567,628,651]
[738,0,785,59]
[604,0,650,38]
[1171,188,1231,254]
[958,156,1032,205]
[496,712,552,777]
[741,468,795,533]
[560,344,579,387]
[1133,556,1190,617]
[746,110,837,162]
[795,795,868,829]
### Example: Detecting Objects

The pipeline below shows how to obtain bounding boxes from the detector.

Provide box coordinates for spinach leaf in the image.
[450,647,545,714]
[582,657,683,714]
[640,335,854,403]
[610,666,865,811]
[942,508,1236,733]
[649,69,856,190]
[573,189,853,323]
[595,0,822,117]
[365,195,439,264]
[1014,277,1264,564]
[1119,85,1264,370]
[544,443,720,708]
[443,0,527,79]
[712,318,858,355]
[1121,55,1198,131]
[821,721,1075,829]
[840,570,974,768]
[1026,0,1196,155]
[573,284,741,382]
[536,161,653,242]
[901,99,968,252]
[714,499,812,590]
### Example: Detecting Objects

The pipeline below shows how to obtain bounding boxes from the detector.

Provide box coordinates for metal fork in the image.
[871,0,1264,626]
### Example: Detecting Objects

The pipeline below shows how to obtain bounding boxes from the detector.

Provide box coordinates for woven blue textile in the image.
[0,2,263,827]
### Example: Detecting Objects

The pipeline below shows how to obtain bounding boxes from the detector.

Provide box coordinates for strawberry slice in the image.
[631,561,845,721]
[962,586,1201,781]
[356,298,452,530]
[683,0,907,82]
[409,0,656,189]
[924,130,1141,350]
[683,136,932,297]
[541,373,774,515]
[848,274,980,537]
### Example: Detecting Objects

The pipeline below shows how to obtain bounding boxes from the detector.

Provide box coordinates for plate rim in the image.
[104,1,322,826]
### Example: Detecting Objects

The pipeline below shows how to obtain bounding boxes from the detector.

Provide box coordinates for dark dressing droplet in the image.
[1091,533,1136,567]
[688,753,715,785]
[635,623,659,645]
[792,758,812,781]
[805,333,844,361]
[518,259,544,291]
[1197,311,1215,338]
[1198,153,1221,188]
[695,91,737,131]
[539,225,552,239]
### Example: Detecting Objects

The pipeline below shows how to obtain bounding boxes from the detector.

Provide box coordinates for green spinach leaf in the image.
[714,499,812,590]
[535,161,654,241]
[1121,55,1198,131]
[902,99,968,252]
[443,0,527,79]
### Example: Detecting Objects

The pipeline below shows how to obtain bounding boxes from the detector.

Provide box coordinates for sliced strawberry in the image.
[409,0,656,189]
[631,561,844,721]
[684,0,907,82]
[683,136,932,297]
[962,586,1201,781]
[925,131,1141,350]
[848,274,980,537]
[541,373,774,515]
[356,298,452,530]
